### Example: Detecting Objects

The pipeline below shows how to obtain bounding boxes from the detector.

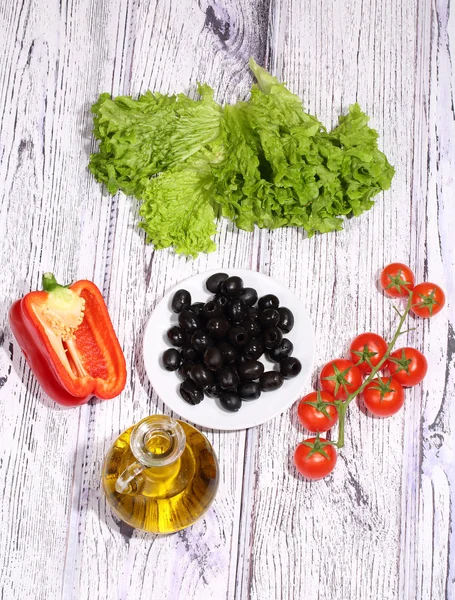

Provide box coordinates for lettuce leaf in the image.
[139,150,219,257]
[212,60,394,236]
[89,85,221,197]
[327,103,396,217]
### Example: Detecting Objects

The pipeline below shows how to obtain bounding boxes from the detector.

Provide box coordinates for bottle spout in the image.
[115,415,186,495]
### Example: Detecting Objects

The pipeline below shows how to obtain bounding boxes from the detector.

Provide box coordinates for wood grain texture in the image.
[0,0,123,598]
[398,1,455,597]
[61,1,271,599]
[0,0,453,599]
[236,3,419,599]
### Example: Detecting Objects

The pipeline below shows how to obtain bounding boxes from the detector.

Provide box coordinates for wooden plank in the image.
[398,0,455,598]
[64,1,272,598]
[235,0,452,599]
[0,0,126,597]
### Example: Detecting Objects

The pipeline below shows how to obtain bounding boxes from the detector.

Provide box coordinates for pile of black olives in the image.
[161,273,302,412]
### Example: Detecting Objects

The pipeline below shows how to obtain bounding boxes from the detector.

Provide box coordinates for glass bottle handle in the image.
[115,461,145,494]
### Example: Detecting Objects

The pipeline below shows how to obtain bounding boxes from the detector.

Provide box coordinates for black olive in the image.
[184,332,194,346]
[247,307,259,321]
[202,300,223,321]
[178,310,201,332]
[238,287,258,306]
[190,364,215,388]
[206,317,230,339]
[237,360,264,381]
[214,293,230,312]
[217,341,238,364]
[162,348,181,371]
[258,308,280,328]
[164,276,297,413]
[227,326,249,347]
[280,357,302,379]
[171,289,192,313]
[167,325,186,347]
[260,371,284,391]
[178,361,195,378]
[278,307,295,333]
[258,294,279,310]
[267,338,294,362]
[240,320,262,337]
[243,337,265,360]
[190,302,205,316]
[217,365,240,390]
[238,381,261,400]
[221,276,244,297]
[219,392,242,412]
[262,326,283,349]
[236,354,249,364]
[204,347,224,371]
[206,272,229,294]
[180,345,199,362]
[191,330,214,353]
[206,384,222,398]
[180,378,204,405]
[226,300,248,323]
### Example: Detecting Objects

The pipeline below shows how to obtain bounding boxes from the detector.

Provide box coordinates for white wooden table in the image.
[1,1,454,598]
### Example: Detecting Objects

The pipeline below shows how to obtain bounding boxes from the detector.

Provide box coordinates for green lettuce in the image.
[139,150,219,257]
[213,60,394,236]
[89,59,395,256]
[89,85,221,197]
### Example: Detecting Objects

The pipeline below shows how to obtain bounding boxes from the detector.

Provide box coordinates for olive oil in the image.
[102,416,218,534]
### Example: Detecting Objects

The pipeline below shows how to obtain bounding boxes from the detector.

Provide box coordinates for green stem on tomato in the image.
[335,293,413,449]
[335,402,347,448]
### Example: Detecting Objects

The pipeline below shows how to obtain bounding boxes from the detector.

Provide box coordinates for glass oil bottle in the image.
[102,415,219,534]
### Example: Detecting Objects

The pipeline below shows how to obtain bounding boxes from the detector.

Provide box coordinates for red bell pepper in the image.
[9,273,127,407]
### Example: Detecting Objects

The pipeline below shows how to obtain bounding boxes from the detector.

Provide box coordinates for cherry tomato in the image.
[293,437,337,479]
[380,263,415,298]
[410,282,445,318]
[362,376,405,417]
[386,347,427,387]
[320,359,363,400]
[297,391,338,432]
[349,332,388,373]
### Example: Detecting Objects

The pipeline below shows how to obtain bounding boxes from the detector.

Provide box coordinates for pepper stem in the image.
[42,272,61,292]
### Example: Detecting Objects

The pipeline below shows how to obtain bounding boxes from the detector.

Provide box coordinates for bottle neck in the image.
[130,415,186,468]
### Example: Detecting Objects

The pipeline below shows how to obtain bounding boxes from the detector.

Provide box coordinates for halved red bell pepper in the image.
[9,273,127,407]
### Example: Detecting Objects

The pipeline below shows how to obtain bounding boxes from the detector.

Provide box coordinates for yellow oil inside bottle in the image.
[102,420,218,534]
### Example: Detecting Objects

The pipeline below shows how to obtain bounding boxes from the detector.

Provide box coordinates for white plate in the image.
[143,269,315,431]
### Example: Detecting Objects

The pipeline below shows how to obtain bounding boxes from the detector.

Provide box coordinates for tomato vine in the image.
[333,292,412,448]
[293,264,445,480]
